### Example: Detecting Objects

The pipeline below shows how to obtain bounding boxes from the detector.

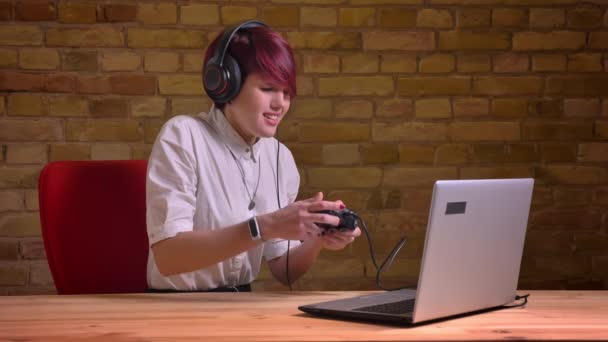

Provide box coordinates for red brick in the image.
[109,74,156,95]
[0,71,45,91]
[90,98,129,117]
[77,76,110,94]
[0,2,12,20]
[45,74,75,93]
[98,4,136,22]
[15,1,56,21]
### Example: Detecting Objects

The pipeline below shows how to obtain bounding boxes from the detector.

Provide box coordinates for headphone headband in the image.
[203,20,269,104]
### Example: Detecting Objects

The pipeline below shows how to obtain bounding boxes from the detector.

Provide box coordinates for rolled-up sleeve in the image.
[146,118,199,246]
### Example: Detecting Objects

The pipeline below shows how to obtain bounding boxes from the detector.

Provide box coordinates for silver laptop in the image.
[299,178,534,325]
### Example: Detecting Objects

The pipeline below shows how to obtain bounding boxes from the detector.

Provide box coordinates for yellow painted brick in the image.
[62,50,98,71]
[47,27,123,47]
[338,8,375,27]
[290,99,332,119]
[183,52,204,73]
[492,8,527,27]
[546,76,608,96]
[48,96,87,117]
[439,31,509,50]
[66,119,142,142]
[376,99,414,118]
[472,144,538,163]
[8,94,47,116]
[19,48,60,70]
[529,8,565,29]
[287,31,360,49]
[0,25,43,46]
[341,54,378,73]
[6,144,47,164]
[363,31,433,51]
[322,144,360,165]
[144,119,164,144]
[0,120,63,141]
[49,143,90,161]
[303,54,339,73]
[261,6,298,27]
[457,8,490,27]
[131,97,167,117]
[579,143,608,162]
[532,54,566,72]
[145,52,180,72]
[127,28,205,49]
[0,167,41,189]
[449,122,520,141]
[567,7,603,29]
[563,98,600,117]
[398,77,470,96]
[272,0,347,4]
[30,263,54,287]
[220,6,257,25]
[138,3,177,24]
[1,213,41,240]
[132,145,152,161]
[297,76,314,96]
[492,98,527,118]
[361,144,399,164]
[158,75,203,95]
[435,144,469,164]
[372,122,448,142]
[419,54,455,73]
[603,100,608,117]
[529,98,561,118]
[453,97,488,117]
[461,166,533,180]
[308,167,382,188]
[289,144,322,165]
[457,54,491,72]
[181,4,219,25]
[381,54,416,73]
[384,167,457,187]
[379,8,416,28]
[524,121,592,141]
[319,76,393,96]
[101,52,141,72]
[0,49,18,68]
[0,265,28,286]
[493,53,529,72]
[513,31,586,51]
[171,98,211,116]
[302,7,337,27]
[415,98,451,119]
[58,1,96,24]
[91,143,131,160]
[0,97,4,115]
[298,123,369,142]
[351,0,421,3]
[398,144,435,164]
[0,191,24,212]
[335,100,373,119]
[536,166,608,185]
[472,76,542,95]
[417,8,453,28]
[567,53,602,72]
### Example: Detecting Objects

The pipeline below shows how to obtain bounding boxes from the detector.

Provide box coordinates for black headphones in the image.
[203,20,269,104]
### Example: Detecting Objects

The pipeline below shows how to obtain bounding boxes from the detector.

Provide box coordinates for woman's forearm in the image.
[269,238,324,286]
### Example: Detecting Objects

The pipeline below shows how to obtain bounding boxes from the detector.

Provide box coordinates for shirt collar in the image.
[204,105,261,161]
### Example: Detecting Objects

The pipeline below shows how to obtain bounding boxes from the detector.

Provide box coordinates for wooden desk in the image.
[0,291,606,341]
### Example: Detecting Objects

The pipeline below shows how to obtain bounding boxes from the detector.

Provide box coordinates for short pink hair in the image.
[204,26,297,109]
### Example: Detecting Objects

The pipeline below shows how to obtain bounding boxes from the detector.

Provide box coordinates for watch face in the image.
[248,218,259,238]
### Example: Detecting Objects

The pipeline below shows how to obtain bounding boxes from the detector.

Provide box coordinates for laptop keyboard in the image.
[354,298,415,315]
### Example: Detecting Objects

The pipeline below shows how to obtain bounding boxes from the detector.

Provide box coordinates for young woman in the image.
[145,21,361,292]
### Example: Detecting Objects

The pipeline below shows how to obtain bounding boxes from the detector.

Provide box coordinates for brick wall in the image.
[0,0,607,295]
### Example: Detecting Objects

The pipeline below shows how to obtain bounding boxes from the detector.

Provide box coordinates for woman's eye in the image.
[261,87,274,92]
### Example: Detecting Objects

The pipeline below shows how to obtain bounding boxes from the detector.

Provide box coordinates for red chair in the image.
[38,160,149,294]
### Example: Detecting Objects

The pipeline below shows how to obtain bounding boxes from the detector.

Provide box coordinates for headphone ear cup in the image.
[203,59,228,103]
[220,54,242,103]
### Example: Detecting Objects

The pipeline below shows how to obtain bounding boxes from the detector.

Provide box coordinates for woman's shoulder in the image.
[158,113,212,138]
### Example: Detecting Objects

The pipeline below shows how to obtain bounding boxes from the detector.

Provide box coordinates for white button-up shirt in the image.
[146,106,301,290]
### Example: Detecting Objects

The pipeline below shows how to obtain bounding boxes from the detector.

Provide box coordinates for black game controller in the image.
[315,209,359,233]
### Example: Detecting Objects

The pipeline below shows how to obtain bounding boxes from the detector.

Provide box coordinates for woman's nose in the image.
[271,91,287,109]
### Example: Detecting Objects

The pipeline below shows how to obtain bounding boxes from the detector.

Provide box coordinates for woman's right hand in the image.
[257,192,343,241]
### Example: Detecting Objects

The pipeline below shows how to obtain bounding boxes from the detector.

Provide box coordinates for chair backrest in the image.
[38,160,149,294]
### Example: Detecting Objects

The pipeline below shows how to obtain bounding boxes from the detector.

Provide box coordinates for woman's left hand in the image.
[317,227,362,251]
